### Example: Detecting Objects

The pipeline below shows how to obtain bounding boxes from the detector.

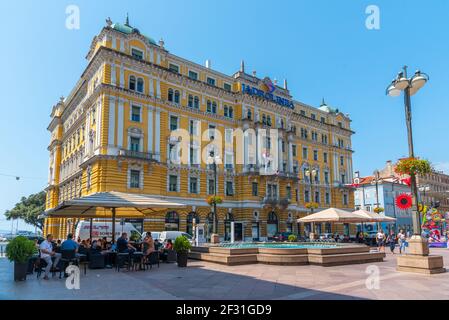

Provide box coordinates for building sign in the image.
[241,77,294,109]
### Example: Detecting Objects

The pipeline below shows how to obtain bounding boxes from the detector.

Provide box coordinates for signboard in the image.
[195,224,206,246]
[241,77,294,109]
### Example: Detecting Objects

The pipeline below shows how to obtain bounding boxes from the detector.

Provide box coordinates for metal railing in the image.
[118,149,158,161]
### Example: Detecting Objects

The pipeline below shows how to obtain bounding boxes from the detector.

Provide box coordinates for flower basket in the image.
[394,158,431,176]
[373,207,384,214]
[305,202,319,210]
[207,196,223,206]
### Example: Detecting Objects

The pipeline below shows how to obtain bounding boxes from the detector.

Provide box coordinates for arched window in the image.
[224,106,229,117]
[165,211,179,231]
[129,76,136,91]
[186,212,200,236]
[194,96,199,109]
[262,115,267,125]
[280,119,284,129]
[188,95,193,108]
[267,211,278,238]
[212,101,217,114]
[168,88,174,102]
[228,107,233,119]
[267,116,272,126]
[174,90,180,104]
[137,78,144,93]
[247,109,252,120]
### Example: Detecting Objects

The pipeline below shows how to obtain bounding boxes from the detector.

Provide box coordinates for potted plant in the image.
[130,230,141,242]
[373,207,384,214]
[394,158,431,176]
[288,234,297,242]
[5,236,37,281]
[173,236,192,267]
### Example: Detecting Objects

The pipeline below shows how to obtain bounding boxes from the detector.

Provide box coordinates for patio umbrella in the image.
[297,208,372,224]
[352,210,396,223]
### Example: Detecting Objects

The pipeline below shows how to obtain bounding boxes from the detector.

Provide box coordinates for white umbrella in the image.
[352,209,396,223]
[297,208,372,223]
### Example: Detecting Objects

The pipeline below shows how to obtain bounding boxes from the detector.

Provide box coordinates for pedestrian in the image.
[397,229,407,254]
[376,229,386,252]
[387,231,396,254]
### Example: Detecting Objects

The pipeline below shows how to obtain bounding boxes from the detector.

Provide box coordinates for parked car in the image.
[141,231,161,241]
[75,221,141,241]
[159,231,193,244]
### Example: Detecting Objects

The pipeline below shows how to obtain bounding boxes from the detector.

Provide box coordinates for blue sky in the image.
[1,0,448,231]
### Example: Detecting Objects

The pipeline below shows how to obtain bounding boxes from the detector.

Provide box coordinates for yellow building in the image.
[44,17,355,241]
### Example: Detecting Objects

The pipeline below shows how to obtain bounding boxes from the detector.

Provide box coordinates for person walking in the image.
[387,231,396,254]
[376,229,386,252]
[397,229,407,254]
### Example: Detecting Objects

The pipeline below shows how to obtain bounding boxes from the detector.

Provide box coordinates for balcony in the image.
[242,164,260,175]
[118,149,157,161]
[261,196,291,208]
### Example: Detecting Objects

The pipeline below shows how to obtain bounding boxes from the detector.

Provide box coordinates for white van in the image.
[159,231,193,244]
[75,221,141,241]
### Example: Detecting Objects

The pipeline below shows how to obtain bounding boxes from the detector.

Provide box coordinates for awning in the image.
[352,209,397,223]
[43,191,187,218]
[297,207,373,224]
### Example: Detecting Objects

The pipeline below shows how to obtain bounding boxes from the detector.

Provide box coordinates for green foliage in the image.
[395,158,432,176]
[173,236,192,253]
[6,236,37,264]
[288,234,297,242]
[130,230,141,242]
[4,191,46,231]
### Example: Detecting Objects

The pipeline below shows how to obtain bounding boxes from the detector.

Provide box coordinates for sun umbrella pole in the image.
[111,208,116,243]
[89,218,93,240]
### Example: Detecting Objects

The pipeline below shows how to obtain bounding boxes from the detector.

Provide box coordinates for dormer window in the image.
[131,48,143,60]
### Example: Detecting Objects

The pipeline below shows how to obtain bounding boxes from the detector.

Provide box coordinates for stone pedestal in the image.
[210,234,220,244]
[396,235,446,275]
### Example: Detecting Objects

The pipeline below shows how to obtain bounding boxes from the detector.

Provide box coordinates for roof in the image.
[44,191,186,218]
[111,22,157,46]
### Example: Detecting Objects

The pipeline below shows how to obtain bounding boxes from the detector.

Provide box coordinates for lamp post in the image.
[208,150,220,243]
[305,168,318,236]
[386,66,445,274]
[372,169,381,230]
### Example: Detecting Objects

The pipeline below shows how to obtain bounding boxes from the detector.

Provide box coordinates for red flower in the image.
[396,193,413,210]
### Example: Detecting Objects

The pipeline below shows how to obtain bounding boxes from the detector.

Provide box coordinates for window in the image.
[224,83,232,92]
[300,110,306,116]
[286,186,292,199]
[340,156,344,166]
[189,120,195,135]
[304,190,310,202]
[315,191,320,203]
[129,76,136,91]
[338,122,343,128]
[302,147,308,159]
[247,109,252,120]
[188,70,198,80]
[295,189,299,202]
[267,116,272,127]
[324,171,329,184]
[325,192,330,204]
[130,137,140,152]
[170,116,178,131]
[131,106,141,122]
[321,117,325,124]
[131,48,143,60]
[206,100,212,113]
[207,77,216,86]
[137,78,144,93]
[224,106,229,117]
[130,170,140,188]
[313,150,318,161]
[168,88,174,102]
[341,174,346,184]
[212,101,217,114]
[262,115,266,125]
[194,96,199,109]
[322,134,328,144]
[292,145,297,157]
[282,141,285,153]
[188,95,193,108]
[226,181,234,196]
[323,152,328,163]
[311,114,316,120]
[169,63,179,73]
[228,106,233,118]
[343,194,348,205]
[252,182,258,196]
[169,175,178,192]
[189,177,198,194]
[208,125,216,139]
[174,90,180,104]
[208,179,215,195]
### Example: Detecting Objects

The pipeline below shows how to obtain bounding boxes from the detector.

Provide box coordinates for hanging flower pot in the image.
[207,196,223,206]
[305,202,319,210]
[373,207,384,214]
[395,193,413,210]
[394,158,431,176]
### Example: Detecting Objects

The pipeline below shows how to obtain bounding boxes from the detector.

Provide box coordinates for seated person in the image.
[154,239,162,251]
[116,232,136,254]
[39,234,62,280]
[101,237,109,250]
[90,239,103,254]
[60,233,79,253]
[160,239,174,262]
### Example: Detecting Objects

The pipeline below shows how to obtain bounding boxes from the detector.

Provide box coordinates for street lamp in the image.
[208,149,221,241]
[305,168,318,235]
[371,169,381,230]
[385,67,445,275]
[386,66,429,236]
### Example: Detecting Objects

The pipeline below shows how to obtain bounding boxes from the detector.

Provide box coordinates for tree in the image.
[4,191,46,231]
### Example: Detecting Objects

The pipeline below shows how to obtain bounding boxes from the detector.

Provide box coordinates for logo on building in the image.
[261,77,276,94]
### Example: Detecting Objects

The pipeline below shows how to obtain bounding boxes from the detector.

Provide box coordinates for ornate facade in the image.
[44,18,355,240]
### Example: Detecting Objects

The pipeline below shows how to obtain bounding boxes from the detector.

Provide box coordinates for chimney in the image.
[252,70,257,77]
[240,60,245,73]
[205,60,211,69]
[284,79,288,90]
[354,171,360,178]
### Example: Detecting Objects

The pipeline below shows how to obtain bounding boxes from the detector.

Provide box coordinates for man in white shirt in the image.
[397,229,407,254]
[39,234,61,280]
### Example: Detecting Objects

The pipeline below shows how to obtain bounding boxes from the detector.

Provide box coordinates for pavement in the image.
[1,248,449,300]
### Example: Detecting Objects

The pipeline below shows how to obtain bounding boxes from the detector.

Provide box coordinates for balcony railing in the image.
[118,149,157,161]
